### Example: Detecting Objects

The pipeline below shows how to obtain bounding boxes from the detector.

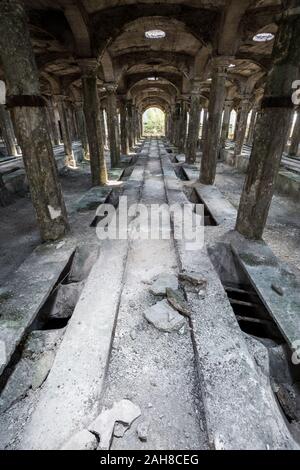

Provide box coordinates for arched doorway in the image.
[143,107,165,136]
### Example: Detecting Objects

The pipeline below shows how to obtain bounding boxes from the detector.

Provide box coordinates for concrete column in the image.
[0,104,18,156]
[178,99,188,153]
[236,4,300,239]
[220,99,233,148]
[0,0,69,241]
[105,84,120,167]
[246,106,258,146]
[234,95,251,162]
[57,96,75,167]
[169,107,175,143]
[132,106,137,145]
[127,100,133,150]
[47,98,60,146]
[201,108,208,141]
[75,103,90,161]
[186,83,201,164]
[99,106,107,150]
[174,102,181,148]
[289,109,300,156]
[80,60,108,185]
[119,97,129,155]
[200,57,231,184]
[234,108,241,141]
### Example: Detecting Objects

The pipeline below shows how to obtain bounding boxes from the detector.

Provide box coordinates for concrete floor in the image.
[0,139,299,450]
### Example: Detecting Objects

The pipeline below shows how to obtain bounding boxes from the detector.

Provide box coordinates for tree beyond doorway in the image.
[143,108,165,136]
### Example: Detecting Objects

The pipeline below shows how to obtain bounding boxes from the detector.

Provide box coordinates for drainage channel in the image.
[208,242,300,439]
[184,187,218,227]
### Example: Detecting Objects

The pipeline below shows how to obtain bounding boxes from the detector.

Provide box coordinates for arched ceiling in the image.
[4,0,284,110]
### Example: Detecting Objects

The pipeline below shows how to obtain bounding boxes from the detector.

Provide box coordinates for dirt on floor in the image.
[0,163,92,286]
[215,164,300,275]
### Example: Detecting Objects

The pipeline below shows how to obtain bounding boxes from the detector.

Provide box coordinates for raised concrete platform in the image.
[276,169,300,201]
[0,239,76,376]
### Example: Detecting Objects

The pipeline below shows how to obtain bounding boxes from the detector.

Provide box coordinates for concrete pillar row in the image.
[186,81,202,164]
[0,104,18,156]
[79,59,107,185]
[200,56,233,185]
[0,0,69,241]
[236,2,300,240]
[289,108,300,156]
[105,83,120,168]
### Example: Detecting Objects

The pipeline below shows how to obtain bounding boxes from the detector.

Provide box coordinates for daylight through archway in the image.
[143,108,165,136]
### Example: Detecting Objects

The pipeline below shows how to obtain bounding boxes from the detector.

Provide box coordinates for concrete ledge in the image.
[71,169,124,213]
[0,239,76,377]
[194,185,237,227]
[3,169,27,194]
[276,170,300,201]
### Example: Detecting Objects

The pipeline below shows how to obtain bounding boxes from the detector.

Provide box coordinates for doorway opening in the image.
[143,107,165,136]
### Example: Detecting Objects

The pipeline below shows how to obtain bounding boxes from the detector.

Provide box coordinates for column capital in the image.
[211,56,235,74]
[224,99,234,108]
[191,80,202,95]
[78,58,99,76]
[104,82,118,93]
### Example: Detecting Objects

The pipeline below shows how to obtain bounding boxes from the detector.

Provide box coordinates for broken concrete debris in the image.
[271,283,284,297]
[61,399,141,450]
[137,421,149,442]
[150,273,178,296]
[178,271,207,287]
[166,288,191,317]
[61,429,98,450]
[88,399,141,450]
[144,299,186,332]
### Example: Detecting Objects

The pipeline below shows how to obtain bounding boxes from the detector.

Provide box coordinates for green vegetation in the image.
[143,108,165,136]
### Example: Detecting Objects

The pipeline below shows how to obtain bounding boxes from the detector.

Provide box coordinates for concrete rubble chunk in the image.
[61,430,98,450]
[150,273,178,296]
[179,271,207,287]
[144,299,186,332]
[113,422,129,438]
[166,288,191,317]
[88,399,141,450]
[137,421,149,442]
